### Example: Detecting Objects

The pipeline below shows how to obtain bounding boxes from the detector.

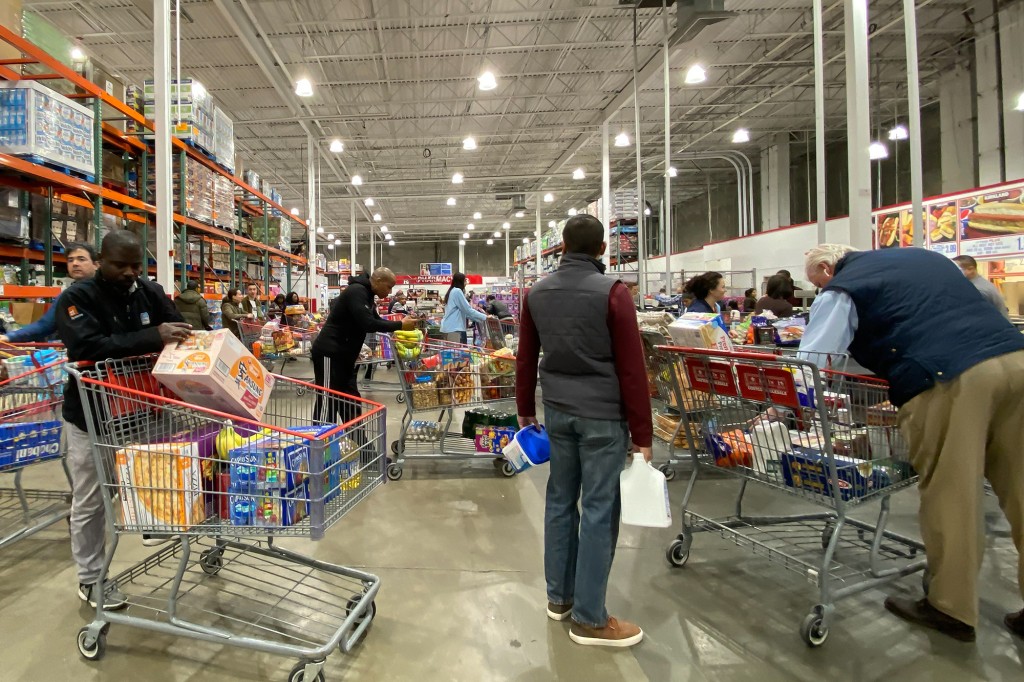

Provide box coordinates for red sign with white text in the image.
[684,360,738,397]
[394,274,484,286]
[735,365,800,409]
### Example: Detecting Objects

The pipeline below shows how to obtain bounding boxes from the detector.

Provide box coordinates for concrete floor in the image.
[0,360,1022,681]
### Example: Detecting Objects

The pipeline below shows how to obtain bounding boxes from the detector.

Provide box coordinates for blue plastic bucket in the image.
[503,426,551,472]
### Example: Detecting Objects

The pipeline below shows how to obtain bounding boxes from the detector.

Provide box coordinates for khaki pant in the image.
[898,350,1024,626]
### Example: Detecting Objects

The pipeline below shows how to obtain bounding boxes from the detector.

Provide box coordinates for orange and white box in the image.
[153,329,275,421]
[115,443,206,529]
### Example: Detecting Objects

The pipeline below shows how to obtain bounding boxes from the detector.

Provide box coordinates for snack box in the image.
[780,447,892,502]
[667,313,734,351]
[153,329,275,421]
[475,426,516,455]
[115,442,206,529]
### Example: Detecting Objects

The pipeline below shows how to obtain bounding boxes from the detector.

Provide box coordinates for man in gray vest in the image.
[516,214,652,648]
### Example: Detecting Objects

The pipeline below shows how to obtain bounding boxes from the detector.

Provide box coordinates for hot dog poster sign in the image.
[958,187,1024,259]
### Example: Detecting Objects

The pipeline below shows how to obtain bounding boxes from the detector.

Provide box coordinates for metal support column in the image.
[350,202,356,275]
[903,0,924,247]
[263,200,270,297]
[844,0,874,250]
[662,0,672,293]
[307,134,316,300]
[178,148,187,290]
[813,0,828,244]
[459,240,466,274]
[198,239,205,289]
[92,97,103,249]
[601,121,611,267]
[229,240,236,290]
[44,186,53,286]
[535,202,541,276]
[632,8,645,295]
[504,229,510,278]
[154,0,174,289]
[370,229,375,273]
[140,150,149,279]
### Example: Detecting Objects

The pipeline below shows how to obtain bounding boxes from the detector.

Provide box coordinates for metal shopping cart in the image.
[69,355,387,680]
[657,346,925,647]
[0,346,71,549]
[390,338,517,480]
[640,330,686,481]
[239,319,319,378]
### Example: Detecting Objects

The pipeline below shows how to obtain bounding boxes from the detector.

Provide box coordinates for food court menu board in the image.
[957,186,1024,259]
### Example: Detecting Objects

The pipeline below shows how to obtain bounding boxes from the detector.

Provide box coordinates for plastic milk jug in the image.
[750,420,791,474]
[620,455,672,528]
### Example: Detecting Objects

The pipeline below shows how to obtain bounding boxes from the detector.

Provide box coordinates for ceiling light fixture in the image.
[463,136,477,150]
[364,197,374,206]
[614,132,630,147]
[869,141,889,160]
[572,168,585,180]
[684,64,707,85]
[467,223,475,230]
[446,197,457,206]
[459,239,466,245]
[548,220,556,228]
[329,139,344,153]
[732,128,750,144]
[473,212,482,220]
[478,70,497,91]
[328,243,335,250]
[372,213,381,222]
[644,207,652,216]
[522,238,529,244]
[462,232,470,239]
[388,240,395,246]
[493,231,501,238]
[71,47,86,61]
[888,125,909,141]
[452,172,464,184]
[327,233,335,240]
[380,225,388,233]
[290,208,299,216]
[502,222,511,230]
[515,210,525,218]
[295,78,314,97]
[334,239,342,246]
[316,227,324,234]
[568,208,578,216]
[543,193,554,203]
[351,174,363,186]
[487,238,494,245]
[668,166,678,178]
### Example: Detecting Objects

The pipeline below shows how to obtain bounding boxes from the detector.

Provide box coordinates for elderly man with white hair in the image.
[798,244,1024,642]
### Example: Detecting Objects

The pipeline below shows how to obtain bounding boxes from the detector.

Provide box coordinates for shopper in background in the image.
[55,230,191,611]
[485,295,513,320]
[516,214,651,648]
[174,280,212,331]
[799,244,1024,642]
[241,283,265,321]
[0,242,98,343]
[953,255,1010,318]
[682,271,726,314]
[753,274,795,318]
[388,290,409,315]
[221,288,251,338]
[312,267,417,425]
[441,272,487,344]
[269,293,287,319]
[283,291,304,327]
[742,288,758,313]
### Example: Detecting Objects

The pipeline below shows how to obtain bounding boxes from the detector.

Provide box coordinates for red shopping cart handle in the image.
[656,345,784,362]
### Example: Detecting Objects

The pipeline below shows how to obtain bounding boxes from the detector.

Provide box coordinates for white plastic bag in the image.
[619,455,672,528]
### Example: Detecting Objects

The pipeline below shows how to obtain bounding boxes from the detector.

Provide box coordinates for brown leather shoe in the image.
[884,596,976,642]
[546,602,573,622]
[569,616,644,648]
[1005,609,1024,637]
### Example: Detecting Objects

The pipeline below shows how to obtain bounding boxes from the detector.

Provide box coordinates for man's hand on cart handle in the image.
[518,415,540,430]
[159,322,193,344]
[400,317,419,331]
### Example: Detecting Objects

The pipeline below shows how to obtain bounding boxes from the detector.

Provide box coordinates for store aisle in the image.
[0,365,1020,681]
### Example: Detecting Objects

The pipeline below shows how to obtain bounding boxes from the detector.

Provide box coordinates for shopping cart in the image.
[357,332,400,393]
[657,346,925,647]
[69,355,387,680]
[390,338,517,479]
[239,318,319,378]
[0,346,71,549]
[640,330,685,481]
[475,317,508,350]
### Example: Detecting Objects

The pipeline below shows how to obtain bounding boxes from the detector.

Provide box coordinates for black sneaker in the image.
[78,581,128,611]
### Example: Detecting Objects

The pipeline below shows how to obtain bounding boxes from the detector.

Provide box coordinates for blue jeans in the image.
[544,405,629,627]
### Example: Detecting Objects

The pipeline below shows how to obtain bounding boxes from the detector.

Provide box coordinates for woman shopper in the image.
[441,272,487,344]
[221,288,251,338]
[269,293,287,319]
[683,271,726,314]
[742,288,758,313]
[753,274,796,317]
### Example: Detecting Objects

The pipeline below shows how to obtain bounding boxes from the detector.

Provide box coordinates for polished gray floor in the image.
[0,362,1021,681]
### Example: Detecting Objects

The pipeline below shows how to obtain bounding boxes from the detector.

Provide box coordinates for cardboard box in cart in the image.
[153,330,275,421]
[115,442,206,529]
[667,313,734,351]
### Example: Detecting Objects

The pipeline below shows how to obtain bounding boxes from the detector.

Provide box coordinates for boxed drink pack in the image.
[115,443,206,529]
[667,313,734,351]
[153,330,275,421]
[0,420,62,470]
[780,446,892,502]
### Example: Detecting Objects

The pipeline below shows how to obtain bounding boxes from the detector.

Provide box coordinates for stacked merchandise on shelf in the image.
[0,188,27,243]
[243,169,261,192]
[145,155,220,225]
[262,217,291,251]
[213,174,235,229]
[213,106,235,173]
[125,85,145,134]
[0,81,95,177]
[143,78,215,155]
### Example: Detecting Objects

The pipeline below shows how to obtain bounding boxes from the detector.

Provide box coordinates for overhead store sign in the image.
[395,274,484,286]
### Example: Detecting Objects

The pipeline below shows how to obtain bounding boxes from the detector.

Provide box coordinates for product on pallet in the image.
[143,78,215,154]
[0,81,95,176]
[213,106,235,172]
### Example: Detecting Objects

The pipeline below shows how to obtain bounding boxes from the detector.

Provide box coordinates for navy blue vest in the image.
[824,248,1024,406]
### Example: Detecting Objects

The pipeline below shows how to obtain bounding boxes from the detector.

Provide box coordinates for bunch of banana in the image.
[394,329,424,360]
[215,422,274,460]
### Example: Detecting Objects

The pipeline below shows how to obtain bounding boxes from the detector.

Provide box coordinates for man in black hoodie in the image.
[312,267,417,425]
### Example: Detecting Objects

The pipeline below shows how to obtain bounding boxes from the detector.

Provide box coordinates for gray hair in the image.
[805,244,857,271]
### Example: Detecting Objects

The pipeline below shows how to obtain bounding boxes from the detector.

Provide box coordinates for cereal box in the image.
[474,426,516,455]
[153,329,275,421]
[115,442,206,529]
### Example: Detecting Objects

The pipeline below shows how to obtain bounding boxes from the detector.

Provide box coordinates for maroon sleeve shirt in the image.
[515,282,654,448]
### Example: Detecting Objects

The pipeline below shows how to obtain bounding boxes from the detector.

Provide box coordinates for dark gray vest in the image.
[526,253,623,421]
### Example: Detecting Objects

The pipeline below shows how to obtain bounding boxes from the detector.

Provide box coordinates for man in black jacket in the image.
[312,268,416,425]
[55,230,192,611]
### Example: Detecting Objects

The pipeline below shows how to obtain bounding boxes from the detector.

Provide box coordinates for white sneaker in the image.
[141,534,178,547]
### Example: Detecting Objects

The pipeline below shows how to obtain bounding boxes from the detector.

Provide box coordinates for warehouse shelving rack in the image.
[0,24,309,300]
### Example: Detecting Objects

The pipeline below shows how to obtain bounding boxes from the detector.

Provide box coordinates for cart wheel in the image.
[199,549,223,576]
[77,626,107,661]
[800,612,829,647]
[346,595,377,623]
[658,464,677,482]
[500,461,517,478]
[396,392,405,404]
[287,661,325,682]
[857,528,867,542]
[820,523,835,550]
[387,463,403,481]
[390,440,405,456]
[492,457,505,469]
[666,539,690,568]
